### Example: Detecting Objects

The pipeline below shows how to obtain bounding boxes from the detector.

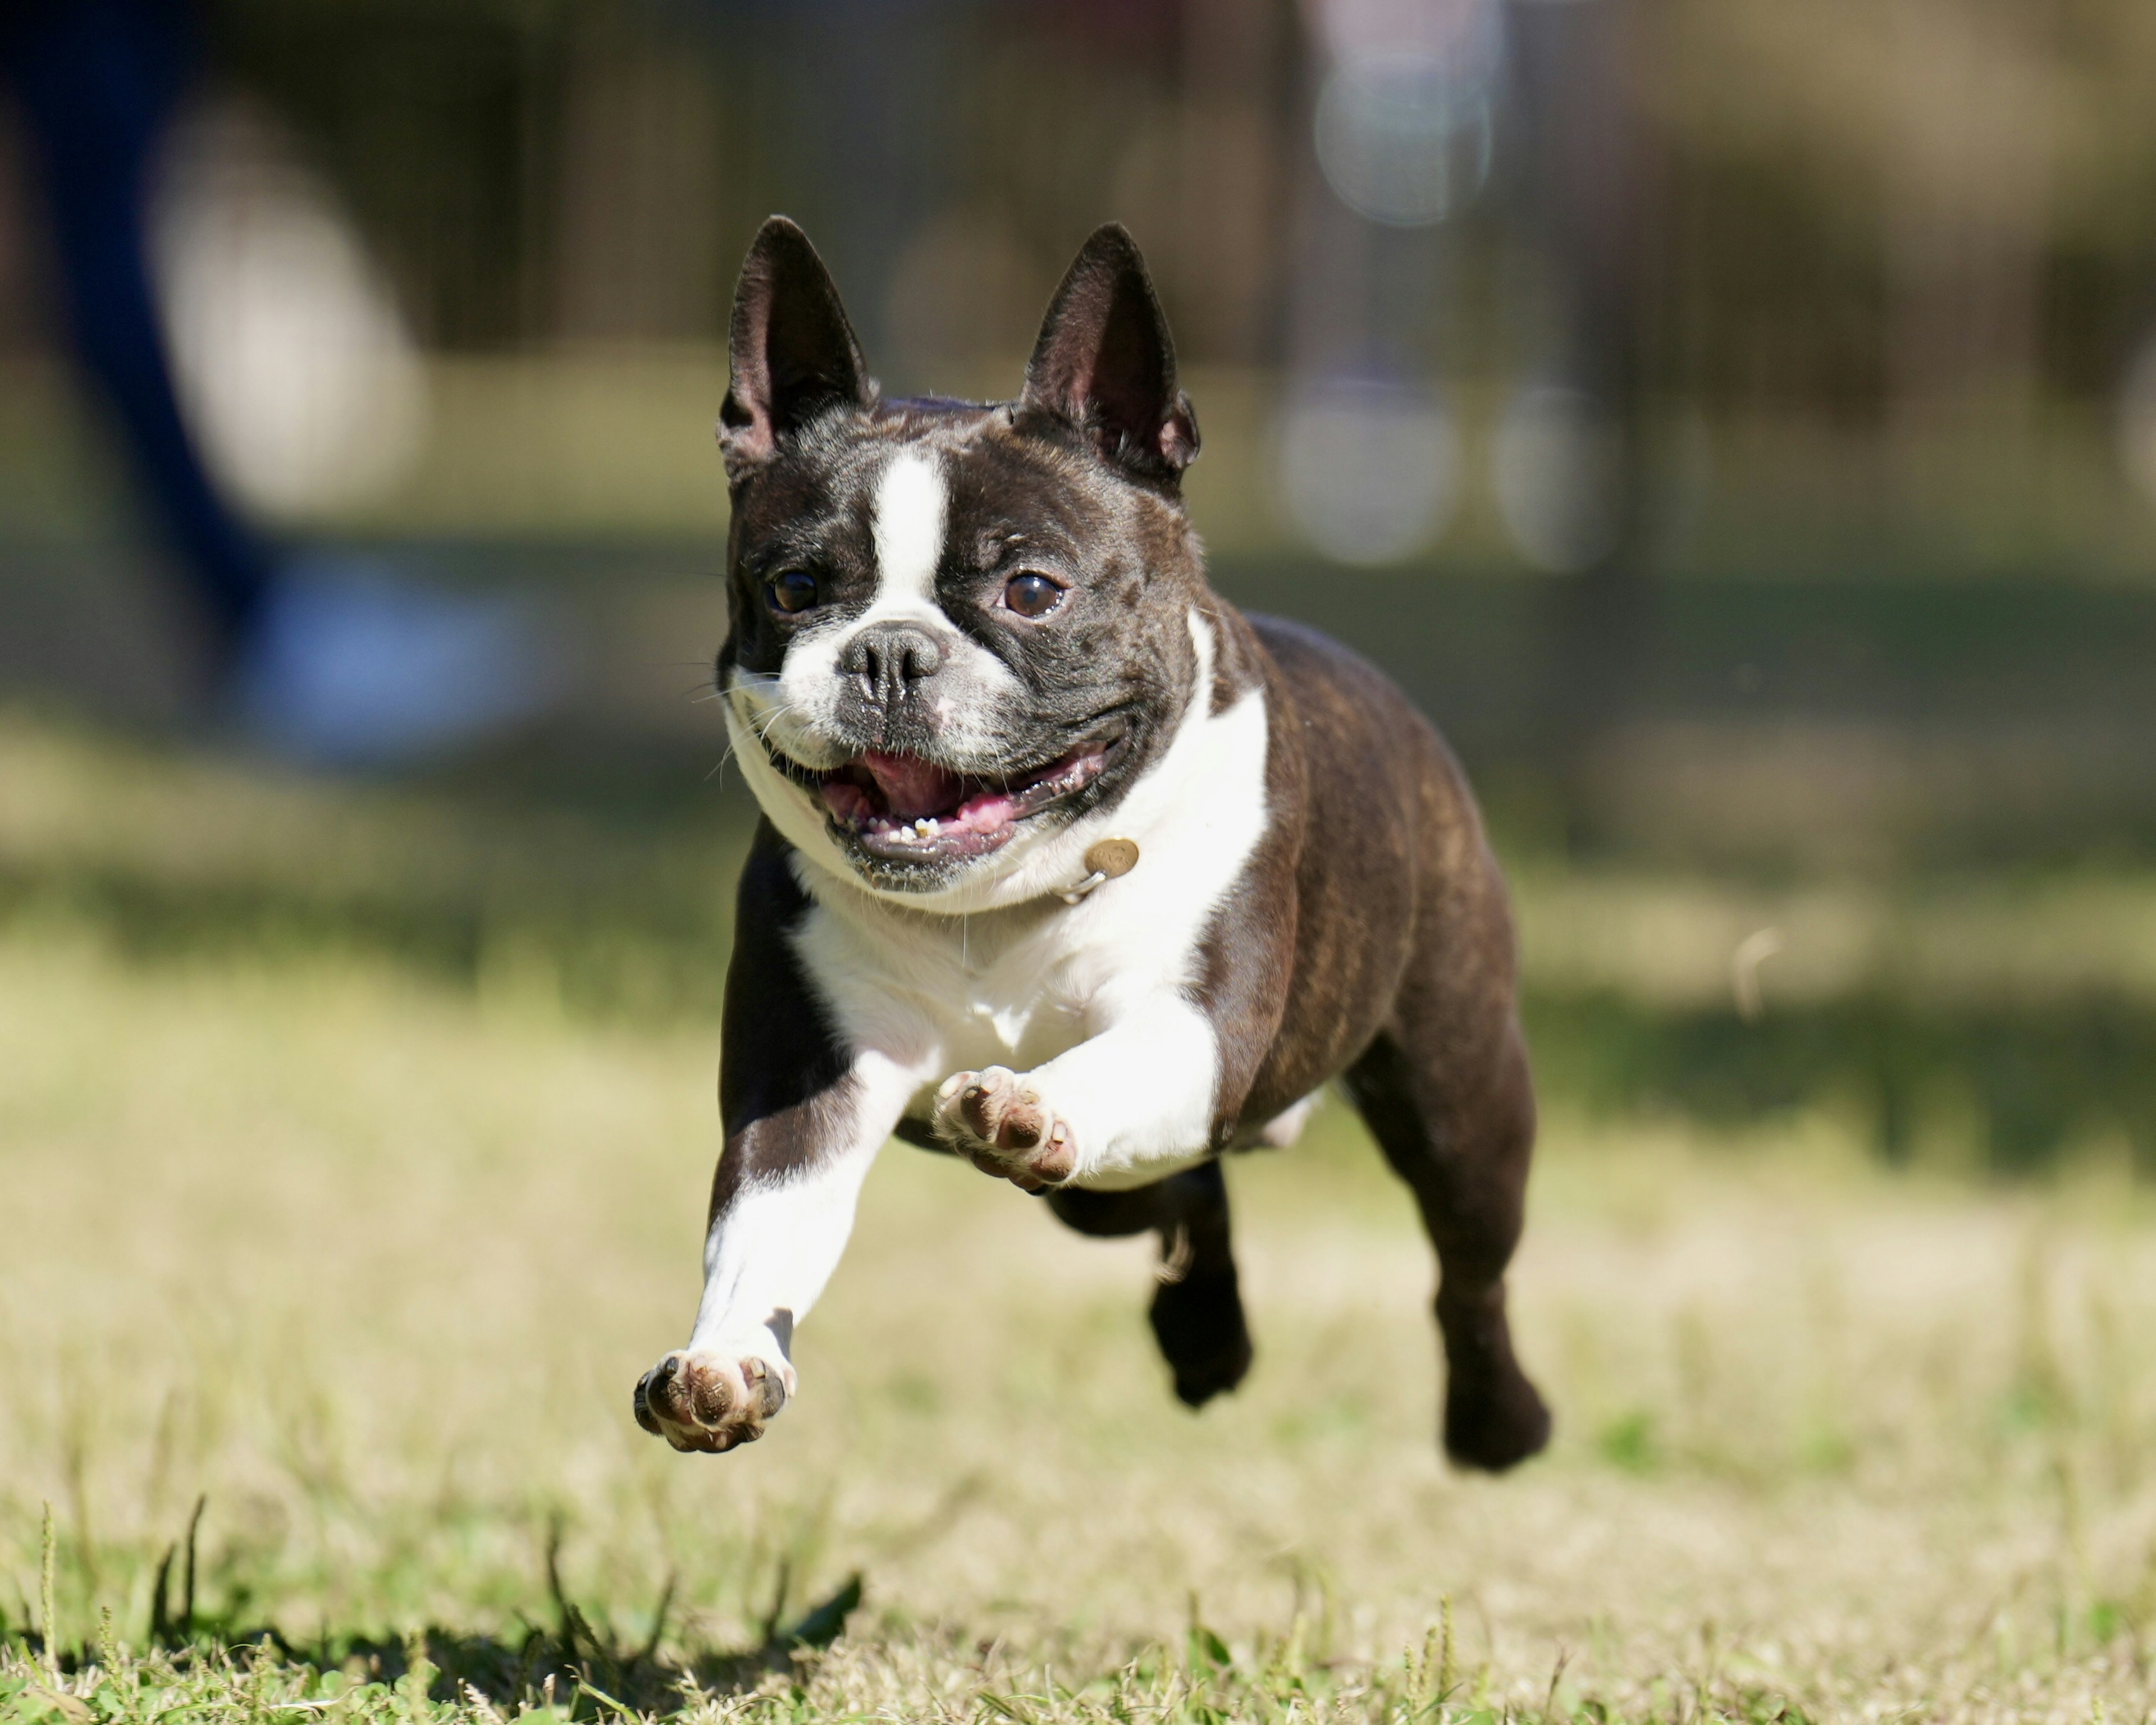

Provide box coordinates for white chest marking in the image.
[784,611,1273,1180]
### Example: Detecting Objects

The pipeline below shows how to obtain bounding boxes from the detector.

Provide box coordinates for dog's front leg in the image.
[934,996,1221,1191]
[634,1050,913,1452]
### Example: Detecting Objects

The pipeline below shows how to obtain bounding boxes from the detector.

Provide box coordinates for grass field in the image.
[6,711,2156,1723]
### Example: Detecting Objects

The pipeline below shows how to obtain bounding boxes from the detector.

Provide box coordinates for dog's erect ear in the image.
[719,217,872,477]
[1019,225,1199,482]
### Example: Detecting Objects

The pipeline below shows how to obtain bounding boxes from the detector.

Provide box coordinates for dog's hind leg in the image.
[1048,1160,1252,1407]
[1343,985,1550,1471]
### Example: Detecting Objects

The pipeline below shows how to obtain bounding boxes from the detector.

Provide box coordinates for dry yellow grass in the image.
[4,710,2156,1720]
[6,909,2156,1721]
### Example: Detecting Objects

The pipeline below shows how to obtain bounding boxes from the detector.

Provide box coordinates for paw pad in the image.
[633,1348,789,1453]
[934,1067,1076,1189]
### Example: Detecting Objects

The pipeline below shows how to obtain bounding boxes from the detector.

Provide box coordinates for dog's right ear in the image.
[719,218,871,479]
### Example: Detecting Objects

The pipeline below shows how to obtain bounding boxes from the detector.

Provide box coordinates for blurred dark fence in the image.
[5,0,2156,861]
[6,0,2156,492]
[134,0,2156,397]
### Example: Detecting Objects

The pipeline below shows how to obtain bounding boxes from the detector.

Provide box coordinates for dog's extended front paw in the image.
[632,1347,791,1453]
[934,1066,1077,1192]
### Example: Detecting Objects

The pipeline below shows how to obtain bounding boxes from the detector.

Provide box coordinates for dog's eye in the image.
[766,570,820,615]
[1004,572,1063,619]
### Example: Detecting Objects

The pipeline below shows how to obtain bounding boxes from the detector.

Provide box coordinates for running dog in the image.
[632,218,1550,1471]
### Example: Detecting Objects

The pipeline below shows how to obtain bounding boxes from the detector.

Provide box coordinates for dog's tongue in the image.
[857,751,962,821]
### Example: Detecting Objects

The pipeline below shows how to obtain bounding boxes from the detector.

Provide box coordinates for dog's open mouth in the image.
[811,744,1108,863]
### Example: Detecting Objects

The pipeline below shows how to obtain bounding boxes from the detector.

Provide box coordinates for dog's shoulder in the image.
[1236,607,1476,825]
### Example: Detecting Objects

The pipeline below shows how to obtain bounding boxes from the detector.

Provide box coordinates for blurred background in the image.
[15,4,2156,1701]
[8,0,2156,1178]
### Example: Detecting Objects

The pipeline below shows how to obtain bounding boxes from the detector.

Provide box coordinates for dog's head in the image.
[715,218,1210,907]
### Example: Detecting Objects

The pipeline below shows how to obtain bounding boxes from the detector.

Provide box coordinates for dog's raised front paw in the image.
[632,1347,791,1453]
[933,1065,1077,1191]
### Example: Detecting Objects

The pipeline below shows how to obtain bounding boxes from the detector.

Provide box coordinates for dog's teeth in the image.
[915,818,933,834]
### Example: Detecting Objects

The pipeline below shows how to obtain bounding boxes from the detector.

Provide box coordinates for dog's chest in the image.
[782,666,1276,1102]
[792,870,1212,1078]
[935,922,1106,1072]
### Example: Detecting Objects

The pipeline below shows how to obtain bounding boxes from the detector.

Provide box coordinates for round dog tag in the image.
[1083,838,1140,880]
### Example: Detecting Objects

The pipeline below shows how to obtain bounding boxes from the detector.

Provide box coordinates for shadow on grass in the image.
[6,1508,862,1715]
[0,859,737,1024]
[254,1572,865,1714]
[10,850,2156,1175]
[1530,989,2156,1173]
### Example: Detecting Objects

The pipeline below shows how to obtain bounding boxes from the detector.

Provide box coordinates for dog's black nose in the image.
[840,622,944,707]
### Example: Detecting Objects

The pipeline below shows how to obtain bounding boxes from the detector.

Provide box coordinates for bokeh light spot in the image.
[1314,51,1495,227]
[1493,384,1623,573]
[1278,377,1460,565]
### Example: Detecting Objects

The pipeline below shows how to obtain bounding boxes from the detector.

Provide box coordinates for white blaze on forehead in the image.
[734,438,1029,831]
[869,449,947,611]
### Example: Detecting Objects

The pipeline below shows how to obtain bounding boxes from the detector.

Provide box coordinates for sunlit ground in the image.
[5,709,2156,1723]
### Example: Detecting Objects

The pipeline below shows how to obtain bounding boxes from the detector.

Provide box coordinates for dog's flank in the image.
[636,217,1549,1471]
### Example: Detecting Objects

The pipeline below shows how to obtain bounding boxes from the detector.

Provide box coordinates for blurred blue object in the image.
[230,560,568,771]
[4,0,567,765]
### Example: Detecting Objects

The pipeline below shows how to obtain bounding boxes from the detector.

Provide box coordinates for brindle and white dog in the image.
[632,218,1551,1471]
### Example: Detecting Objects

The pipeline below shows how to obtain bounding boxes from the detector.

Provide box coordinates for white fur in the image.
[784,610,1272,1187]
[685,1049,920,1376]
[677,608,1273,1411]
[867,449,945,615]
[727,447,1024,780]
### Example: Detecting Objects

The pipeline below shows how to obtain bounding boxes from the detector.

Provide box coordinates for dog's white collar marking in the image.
[736,607,1221,919]
[782,619,1271,1183]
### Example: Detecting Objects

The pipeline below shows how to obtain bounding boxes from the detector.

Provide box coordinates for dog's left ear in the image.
[1019,225,1199,483]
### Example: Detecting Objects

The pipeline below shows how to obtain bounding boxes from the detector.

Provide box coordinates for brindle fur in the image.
[670,219,1548,1471]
